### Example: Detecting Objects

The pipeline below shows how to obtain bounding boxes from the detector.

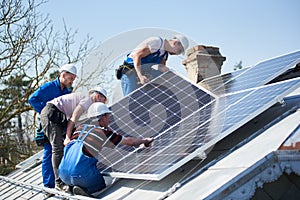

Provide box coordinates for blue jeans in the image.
[121,66,163,96]
[121,71,139,96]
[42,143,55,188]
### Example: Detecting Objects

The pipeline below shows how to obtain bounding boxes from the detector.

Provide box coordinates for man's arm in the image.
[131,46,151,84]
[29,95,44,114]
[64,104,85,145]
[121,137,153,147]
[160,58,167,65]
[28,87,47,113]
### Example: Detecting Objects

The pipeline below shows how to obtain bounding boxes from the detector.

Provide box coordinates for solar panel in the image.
[193,77,300,168]
[200,50,300,95]
[199,68,248,95]
[96,69,300,180]
[96,70,217,180]
[108,70,216,138]
[218,77,300,134]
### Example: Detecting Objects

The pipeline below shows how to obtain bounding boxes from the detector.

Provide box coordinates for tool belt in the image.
[115,62,134,80]
[47,103,68,127]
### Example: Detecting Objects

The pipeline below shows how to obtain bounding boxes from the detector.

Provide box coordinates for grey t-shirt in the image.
[48,92,92,119]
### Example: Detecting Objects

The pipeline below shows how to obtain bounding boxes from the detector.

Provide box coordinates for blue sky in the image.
[40,0,300,74]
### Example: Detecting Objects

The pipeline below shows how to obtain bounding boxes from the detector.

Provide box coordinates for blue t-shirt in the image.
[28,77,71,113]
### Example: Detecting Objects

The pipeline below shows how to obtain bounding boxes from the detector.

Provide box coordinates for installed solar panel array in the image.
[200,50,300,95]
[96,51,300,181]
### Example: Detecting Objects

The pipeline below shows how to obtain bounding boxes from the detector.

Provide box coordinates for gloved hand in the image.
[35,130,45,146]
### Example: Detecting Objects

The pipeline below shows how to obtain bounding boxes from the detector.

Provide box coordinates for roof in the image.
[168,100,300,200]
[1,51,300,200]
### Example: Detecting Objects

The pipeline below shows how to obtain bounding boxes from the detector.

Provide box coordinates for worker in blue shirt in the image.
[28,63,77,192]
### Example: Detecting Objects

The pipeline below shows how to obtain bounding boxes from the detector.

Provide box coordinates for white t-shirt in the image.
[48,92,92,119]
[128,36,166,58]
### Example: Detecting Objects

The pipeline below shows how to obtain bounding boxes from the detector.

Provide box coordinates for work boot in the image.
[55,182,68,192]
[44,193,55,198]
[73,186,92,197]
[66,185,74,194]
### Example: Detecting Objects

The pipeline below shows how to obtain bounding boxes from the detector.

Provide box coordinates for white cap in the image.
[174,34,189,55]
[87,102,112,119]
[59,63,77,76]
[89,86,108,100]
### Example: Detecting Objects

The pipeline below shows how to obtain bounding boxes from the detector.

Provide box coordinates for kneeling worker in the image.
[58,102,153,197]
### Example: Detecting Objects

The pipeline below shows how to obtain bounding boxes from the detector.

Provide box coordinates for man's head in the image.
[88,102,112,128]
[171,34,189,55]
[59,63,77,89]
[89,86,108,103]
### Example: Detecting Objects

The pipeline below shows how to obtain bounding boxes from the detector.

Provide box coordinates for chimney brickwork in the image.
[183,45,226,83]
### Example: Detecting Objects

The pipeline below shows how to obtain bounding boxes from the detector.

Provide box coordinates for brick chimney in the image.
[183,45,226,83]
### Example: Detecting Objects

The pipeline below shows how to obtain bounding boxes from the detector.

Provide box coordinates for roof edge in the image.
[205,150,300,200]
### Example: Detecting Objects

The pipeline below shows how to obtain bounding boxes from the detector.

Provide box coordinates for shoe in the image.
[73,186,92,197]
[44,193,55,198]
[55,182,68,192]
[66,185,73,194]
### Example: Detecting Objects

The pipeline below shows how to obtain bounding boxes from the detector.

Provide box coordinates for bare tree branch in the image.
[0,0,94,173]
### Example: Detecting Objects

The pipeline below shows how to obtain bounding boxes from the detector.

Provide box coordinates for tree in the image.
[0,0,95,175]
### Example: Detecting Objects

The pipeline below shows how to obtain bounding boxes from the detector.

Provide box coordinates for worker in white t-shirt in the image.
[117,34,189,96]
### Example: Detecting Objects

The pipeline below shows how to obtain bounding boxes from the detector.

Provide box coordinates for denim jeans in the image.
[121,71,139,96]
[121,65,163,96]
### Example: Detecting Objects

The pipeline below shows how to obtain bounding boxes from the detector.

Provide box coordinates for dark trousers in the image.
[40,103,67,185]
